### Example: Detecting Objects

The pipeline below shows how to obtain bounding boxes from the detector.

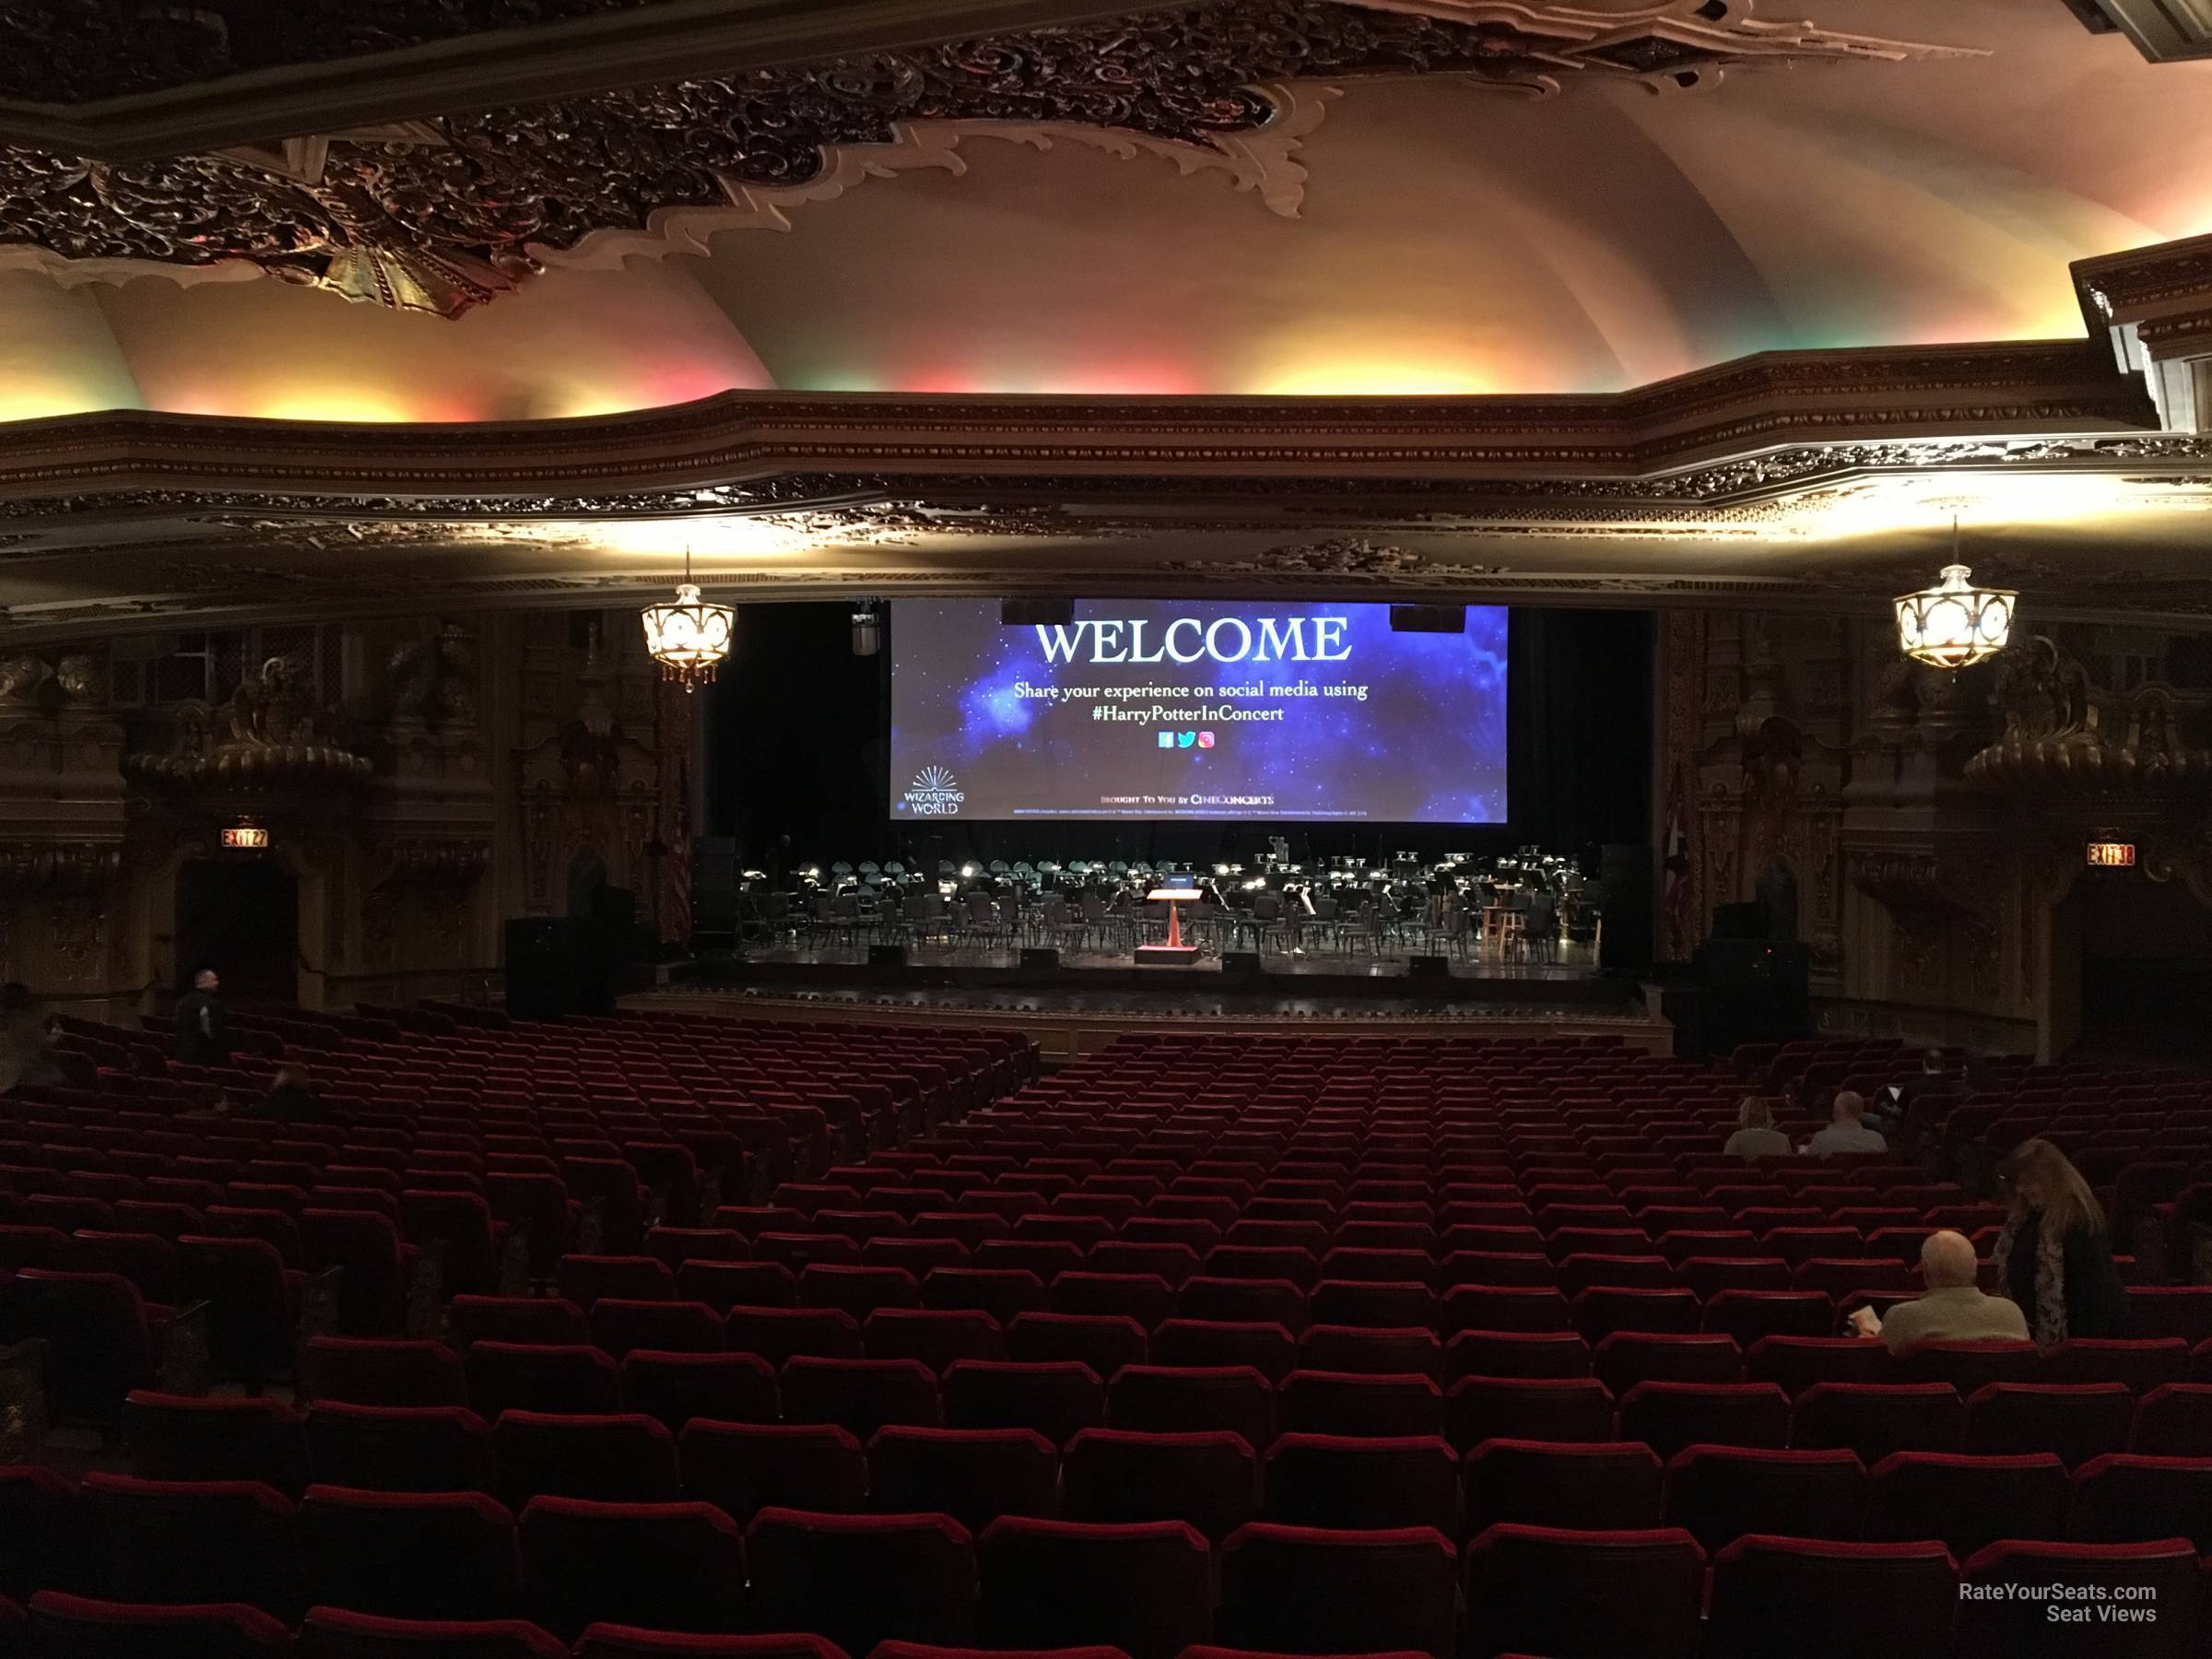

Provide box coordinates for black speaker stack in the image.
[503,886,647,1019]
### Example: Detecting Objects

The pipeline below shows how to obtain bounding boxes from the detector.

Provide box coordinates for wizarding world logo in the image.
[900,765,966,817]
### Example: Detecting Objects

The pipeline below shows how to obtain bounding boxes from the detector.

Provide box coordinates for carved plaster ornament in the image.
[0,0,1982,315]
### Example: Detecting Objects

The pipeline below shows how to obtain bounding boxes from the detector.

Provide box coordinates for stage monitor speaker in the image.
[1019,947,1060,972]
[505,918,584,1019]
[1002,598,1075,629]
[1408,953,1450,979]
[1711,900,1771,940]
[869,944,908,968]
[1389,604,1465,633]
[692,837,738,902]
[1222,950,1264,976]
[1596,841,1653,971]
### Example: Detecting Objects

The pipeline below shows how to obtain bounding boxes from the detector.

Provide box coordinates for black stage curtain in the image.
[705,603,1651,875]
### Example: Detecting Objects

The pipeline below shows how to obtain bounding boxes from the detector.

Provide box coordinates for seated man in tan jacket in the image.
[1846,1230,2029,1355]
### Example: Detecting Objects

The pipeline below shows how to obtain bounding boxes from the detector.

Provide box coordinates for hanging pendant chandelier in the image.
[1894,523,2015,670]
[641,547,734,691]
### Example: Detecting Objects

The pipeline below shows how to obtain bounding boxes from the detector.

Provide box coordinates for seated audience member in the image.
[1723,1097,1792,1159]
[251,1062,330,1124]
[0,982,63,1094]
[1994,1137,2128,1347]
[1846,1230,2026,1353]
[1803,1090,1887,1158]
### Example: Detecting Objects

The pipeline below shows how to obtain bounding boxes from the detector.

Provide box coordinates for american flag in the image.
[667,757,694,945]
[1662,759,1691,955]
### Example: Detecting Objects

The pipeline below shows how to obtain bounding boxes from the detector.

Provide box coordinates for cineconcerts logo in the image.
[900,765,966,817]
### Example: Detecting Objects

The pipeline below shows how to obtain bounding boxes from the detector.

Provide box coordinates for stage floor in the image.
[727,937,1598,982]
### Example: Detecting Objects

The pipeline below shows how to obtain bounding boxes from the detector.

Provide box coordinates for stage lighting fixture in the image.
[852,601,883,656]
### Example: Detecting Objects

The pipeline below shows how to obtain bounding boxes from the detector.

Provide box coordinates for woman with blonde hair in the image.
[1723,1096,1791,1160]
[1993,1137,2127,1347]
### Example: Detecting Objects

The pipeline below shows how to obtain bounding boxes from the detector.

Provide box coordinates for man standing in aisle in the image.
[173,968,231,1065]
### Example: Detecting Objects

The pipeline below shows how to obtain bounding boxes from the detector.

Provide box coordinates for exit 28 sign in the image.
[2086,841,2136,868]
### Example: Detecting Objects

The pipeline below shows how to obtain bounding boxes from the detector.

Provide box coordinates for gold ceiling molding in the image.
[0,339,2156,512]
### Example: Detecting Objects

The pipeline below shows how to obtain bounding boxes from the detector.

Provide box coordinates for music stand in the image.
[1136,884,1203,964]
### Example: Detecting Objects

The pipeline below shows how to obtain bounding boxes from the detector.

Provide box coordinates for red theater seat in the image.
[300,1337,466,1407]
[492,1411,681,1508]
[2067,1453,2212,1550]
[465,1342,622,1418]
[1790,1382,1965,1464]
[1265,1433,1462,1535]
[868,1427,1059,1532]
[82,1474,303,1621]
[1660,1445,1866,1552]
[296,1607,568,1657]
[744,1509,978,1656]
[2131,1382,2212,1455]
[1222,1523,1460,1659]
[1108,1365,1273,1448]
[1618,1381,1792,1458]
[518,1495,746,1641]
[1465,1439,1664,1534]
[1704,1536,1959,1659]
[1864,1452,2069,1557]
[678,1421,867,1524]
[943,1360,1106,1445]
[977,1516,1211,1659]
[576,1633,849,1659]
[1445,1376,1615,1451]
[1964,1382,2134,1467]
[1150,1320,1298,1384]
[120,1391,306,1492]
[1958,1539,2202,1658]
[25,1591,293,1657]
[1061,1428,1259,1541]
[299,1485,521,1620]
[1463,1524,1704,1659]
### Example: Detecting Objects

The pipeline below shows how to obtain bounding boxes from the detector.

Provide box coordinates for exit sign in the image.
[220,826,270,850]
[2087,841,2136,868]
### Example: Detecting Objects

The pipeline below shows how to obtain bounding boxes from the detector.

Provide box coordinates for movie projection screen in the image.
[890,599,1509,822]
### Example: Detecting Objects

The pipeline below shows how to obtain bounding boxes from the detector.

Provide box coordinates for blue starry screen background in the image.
[889,599,1508,822]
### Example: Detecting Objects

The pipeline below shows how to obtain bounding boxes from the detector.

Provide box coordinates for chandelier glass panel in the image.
[1894,563,2015,670]
[641,551,734,690]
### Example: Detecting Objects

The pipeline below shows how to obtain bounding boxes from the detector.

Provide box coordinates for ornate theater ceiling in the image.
[2,0,2212,638]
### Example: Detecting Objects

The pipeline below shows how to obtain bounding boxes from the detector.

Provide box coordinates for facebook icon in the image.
[1157,732,1174,748]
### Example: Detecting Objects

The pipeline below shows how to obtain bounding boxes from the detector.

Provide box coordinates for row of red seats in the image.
[6,1464,2208,1659]
[103,1382,2212,1557]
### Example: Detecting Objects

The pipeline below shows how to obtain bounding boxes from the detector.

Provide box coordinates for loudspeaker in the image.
[1595,841,1653,971]
[692,837,738,902]
[1002,598,1076,628]
[1388,604,1466,633]
[1019,947,1060,972]
[868,944,908,968]
[1408,953,1450,979]
[1222,950,1263,976]
[505,918,583,1020]
[1711,901,1771,940]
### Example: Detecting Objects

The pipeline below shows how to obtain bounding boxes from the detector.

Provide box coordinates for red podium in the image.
[1135,886,1203,965]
